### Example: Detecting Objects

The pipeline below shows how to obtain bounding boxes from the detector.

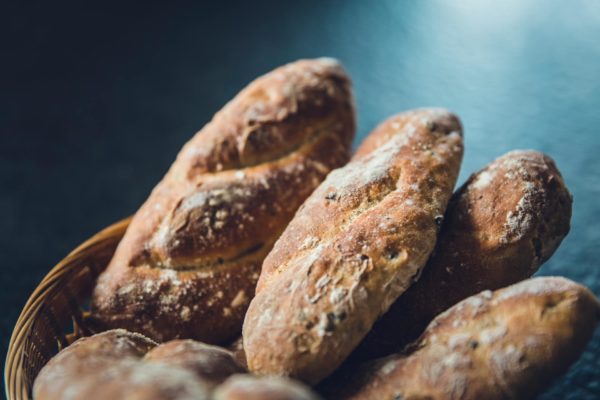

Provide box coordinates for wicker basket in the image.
[4,218,131,400]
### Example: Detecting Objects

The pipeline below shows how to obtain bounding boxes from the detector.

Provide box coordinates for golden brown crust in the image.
[213,375,322,400]
[91,58,355,343]
[243,109,464,384]
[323,277,600,400]
[353,150,573,359]
[352,108,461,159]
[33,329,213,400]
[144,339,245,388]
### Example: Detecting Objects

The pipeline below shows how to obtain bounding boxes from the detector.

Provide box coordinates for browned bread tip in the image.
[322,277,600,400]
[354,149,573,359]
[243,108,464,384]
[91,58,356,343]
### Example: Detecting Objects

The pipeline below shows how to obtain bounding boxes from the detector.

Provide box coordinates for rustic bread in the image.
[91,58,355,343]
[243,109,464,384]
[33,329,212,400]
[322,277,600,400]
[144,339,245,388]
[214,375,322,400]
[353,150,572,359]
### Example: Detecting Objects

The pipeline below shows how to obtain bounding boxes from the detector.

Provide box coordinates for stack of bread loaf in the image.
[33,59,599,400]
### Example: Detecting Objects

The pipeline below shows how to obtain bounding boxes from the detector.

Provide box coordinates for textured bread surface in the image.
[322,277,600,400]
[243,108,464,383]
[33,329,212,400]
[354,150,572,359]
[144,339,245,388]
[91,58,355,342]
[213,375,322,400]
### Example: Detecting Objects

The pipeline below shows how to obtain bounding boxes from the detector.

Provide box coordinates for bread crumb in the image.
[180,306,191,321]
[231,290,248,308]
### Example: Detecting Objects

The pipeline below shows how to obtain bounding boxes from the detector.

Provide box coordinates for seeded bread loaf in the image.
[353,150,572,359]
[322,277,600,400]
[91,58,355,343]
[243,109,464,383]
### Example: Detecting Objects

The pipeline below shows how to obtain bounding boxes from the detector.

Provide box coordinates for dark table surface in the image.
[2,1,600,398]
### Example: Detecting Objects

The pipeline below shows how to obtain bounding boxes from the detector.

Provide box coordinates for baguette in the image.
[353,150,572,359]
[243,109,464,383]
[322,277,600,400]
[91,58,355,343]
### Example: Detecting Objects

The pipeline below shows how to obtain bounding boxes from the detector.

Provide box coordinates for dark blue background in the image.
[2,1,599,397]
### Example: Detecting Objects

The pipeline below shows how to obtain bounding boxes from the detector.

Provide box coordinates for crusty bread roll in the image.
[353,150,572,359]
[322,277,600,400]
[144,339,245,388]
[91,58,355,343]
[213,375,322,400]
[33,329,212,400]
[243,109,464,384]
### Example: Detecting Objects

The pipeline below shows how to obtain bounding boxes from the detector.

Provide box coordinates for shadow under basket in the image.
[4,218,131,400]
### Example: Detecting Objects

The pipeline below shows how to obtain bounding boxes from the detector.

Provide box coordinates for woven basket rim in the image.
[4,217,131,400]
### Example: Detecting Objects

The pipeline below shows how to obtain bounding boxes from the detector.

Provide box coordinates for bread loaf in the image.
[322,277,600,400]
[33,329,212,400]
[243,109,464,383]
[91,58,355,343]
[213,375,322,400]
[353,150,572,359]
